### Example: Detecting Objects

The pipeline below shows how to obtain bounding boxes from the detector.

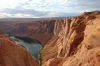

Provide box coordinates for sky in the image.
[0,0,100,18]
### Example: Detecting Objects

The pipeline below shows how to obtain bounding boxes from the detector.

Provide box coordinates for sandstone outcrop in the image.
[0,33,38,66]
[41,11,100,66]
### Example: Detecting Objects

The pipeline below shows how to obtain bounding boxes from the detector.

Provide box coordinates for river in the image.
[9,36,42,61]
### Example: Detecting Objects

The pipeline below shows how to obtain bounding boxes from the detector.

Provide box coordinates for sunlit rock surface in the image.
[41,11,100,66]
[0,33,38,66]
[0,11,100,66]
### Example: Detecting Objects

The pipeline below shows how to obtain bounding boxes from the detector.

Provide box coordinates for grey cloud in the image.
[0,8,78,18]
[0,8,49,16]
[66,0,100,11]
[1,0,99,18]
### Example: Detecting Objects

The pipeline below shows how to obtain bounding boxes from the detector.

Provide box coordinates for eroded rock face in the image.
[41,11,100,66]
[0,19,56,45]
[0,11,100,66]
[0,33,38,66]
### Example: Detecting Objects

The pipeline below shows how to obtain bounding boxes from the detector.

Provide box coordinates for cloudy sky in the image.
[0,0,100,18]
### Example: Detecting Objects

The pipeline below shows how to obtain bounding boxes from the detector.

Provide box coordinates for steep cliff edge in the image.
[41,11,100,66]
[0,32,38,66]
[0,11,100,66]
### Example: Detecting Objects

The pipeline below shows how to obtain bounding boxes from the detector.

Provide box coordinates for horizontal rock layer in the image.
[0,19,57,45]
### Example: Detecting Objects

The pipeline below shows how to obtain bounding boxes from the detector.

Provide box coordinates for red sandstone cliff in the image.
[0,20,56,44]
[41,11,100,66]
[0,32,38,66]
[0,11,100,66]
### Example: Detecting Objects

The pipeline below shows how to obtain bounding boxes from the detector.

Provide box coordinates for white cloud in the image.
[21,0,100,12]
[45,0,69,4]
[20,0,69,10]
[0,0,100,18]
[0,13,33,18]
[0,13,8,18]
[0,0,28,9]
[14,13,33,18]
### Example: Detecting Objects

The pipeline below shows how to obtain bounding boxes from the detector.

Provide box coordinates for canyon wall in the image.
[0,32,38,66]
[41,11,100,66]
[0,19,57,44]
[0,11,100,66]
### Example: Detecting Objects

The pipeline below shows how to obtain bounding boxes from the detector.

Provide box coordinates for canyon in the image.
[0,11,100,66]
[0,32,38,66]
[0,18,59,45]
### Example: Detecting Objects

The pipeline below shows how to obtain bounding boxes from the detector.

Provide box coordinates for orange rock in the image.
[41,11,100,66]
[0,19,56,45]
[0,11,100,66]
[0,34,38,66]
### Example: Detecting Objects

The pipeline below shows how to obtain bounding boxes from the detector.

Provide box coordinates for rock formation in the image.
[0,11,100,66]
[0,19,57,45]
[0,32,38,66]
[41,11,100,66]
